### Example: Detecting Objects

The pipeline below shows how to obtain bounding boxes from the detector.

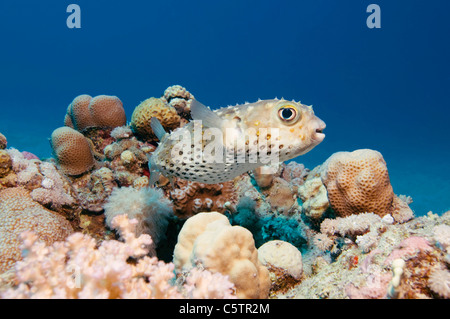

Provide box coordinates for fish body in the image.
[149,98,326,184]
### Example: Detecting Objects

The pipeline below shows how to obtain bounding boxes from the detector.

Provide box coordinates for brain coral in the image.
[321,149,394,217]
[130,97,181,141]
[0,187,73,273]
[50,127,95,176]
[65,94,126,131]
[173,212,270,299]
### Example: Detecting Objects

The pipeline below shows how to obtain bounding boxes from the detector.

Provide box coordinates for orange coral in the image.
[0,187,73,273]
[65,94,126,131]
[321,149,394,217]
[50,127,95,176]
[130,97,181,141]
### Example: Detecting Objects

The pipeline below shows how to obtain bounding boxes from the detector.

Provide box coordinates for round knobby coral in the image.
[65,94,126,131]
[173,212,270,299]
[50,127,95,176]
[0,187,73,273]
[130,97,181,141]
[321,149,394,217]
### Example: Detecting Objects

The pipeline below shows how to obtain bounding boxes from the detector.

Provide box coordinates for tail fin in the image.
[150,117,167,141]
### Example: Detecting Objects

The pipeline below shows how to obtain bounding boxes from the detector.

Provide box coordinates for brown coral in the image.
[0,187,73,273]
[321,149,394,218]
[0,150,12,178]
[162,177,236,218]
[50,127,95,176]
[130,97,181,141]
[0,133,7,150]
[65,94,126,131]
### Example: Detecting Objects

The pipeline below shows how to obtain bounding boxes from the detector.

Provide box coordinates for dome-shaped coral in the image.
[130,97,180,141]
[89,95,127,128]
[65,94,126,131]
[173,212,270,299]
[0,187,73,273]
[321,149,394,217]
[50,127,95,176]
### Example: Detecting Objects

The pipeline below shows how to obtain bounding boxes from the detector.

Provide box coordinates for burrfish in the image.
[148,98,326,184]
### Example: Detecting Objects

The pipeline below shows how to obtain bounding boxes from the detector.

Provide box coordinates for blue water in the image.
[0,0,449,215]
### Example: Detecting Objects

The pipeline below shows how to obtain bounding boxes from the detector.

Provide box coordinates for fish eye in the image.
[278,107,297,122]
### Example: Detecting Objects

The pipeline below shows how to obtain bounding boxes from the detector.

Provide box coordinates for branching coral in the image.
[1,215,236,299]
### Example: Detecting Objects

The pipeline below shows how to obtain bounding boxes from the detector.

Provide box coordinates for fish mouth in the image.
[314,122,326,142]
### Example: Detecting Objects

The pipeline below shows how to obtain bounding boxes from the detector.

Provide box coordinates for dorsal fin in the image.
[150,117,167,141]
[190,99,225,129]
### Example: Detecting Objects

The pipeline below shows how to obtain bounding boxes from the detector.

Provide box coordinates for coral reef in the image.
[173,212,271,299]
[130,97,181,141]
[0,187,73,273]
[65,94,126,131]
[0,85,447,300]
[50,127,95,176]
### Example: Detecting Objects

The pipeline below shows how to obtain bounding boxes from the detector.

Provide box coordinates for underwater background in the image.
[0,0,449,216]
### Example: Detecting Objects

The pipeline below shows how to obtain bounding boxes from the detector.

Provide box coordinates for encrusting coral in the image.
[173,212,271,299]
[50,127,95,176]
[65,94,126,131]
[0,187,73,273]
[130,97,181,142]
[1,215,236,299]
[161,177,237,218]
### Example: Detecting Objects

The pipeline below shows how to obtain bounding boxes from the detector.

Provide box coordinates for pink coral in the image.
[384,236,433,265]
[1,215,236,299]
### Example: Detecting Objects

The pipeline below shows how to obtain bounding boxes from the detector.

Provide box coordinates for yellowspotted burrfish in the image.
[148,98,326,184]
